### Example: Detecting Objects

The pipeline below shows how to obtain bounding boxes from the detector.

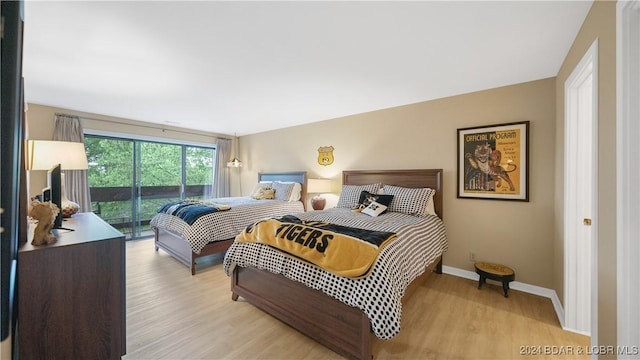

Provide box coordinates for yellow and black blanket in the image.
[158,200,230,225]
[236,215,397,278]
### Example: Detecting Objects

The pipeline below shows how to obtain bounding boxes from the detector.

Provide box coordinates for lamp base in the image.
[311,196,326,211]
[61,199,79,218]
[60,172,79,217]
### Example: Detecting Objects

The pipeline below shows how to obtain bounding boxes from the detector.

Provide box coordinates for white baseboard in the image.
[441,265,566,329]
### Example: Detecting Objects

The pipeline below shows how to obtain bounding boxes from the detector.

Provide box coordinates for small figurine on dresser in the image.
[29,200,60,246]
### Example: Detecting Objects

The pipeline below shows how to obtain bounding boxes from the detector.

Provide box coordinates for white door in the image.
[564,39,598,338]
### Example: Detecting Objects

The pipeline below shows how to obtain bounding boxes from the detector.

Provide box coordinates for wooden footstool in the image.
[474,262,515,298]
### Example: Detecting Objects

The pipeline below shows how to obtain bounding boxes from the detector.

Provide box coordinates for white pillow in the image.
[288,182,303,201]
[424,190,437,216]
[382,185,436,217]
[361,201,387,217]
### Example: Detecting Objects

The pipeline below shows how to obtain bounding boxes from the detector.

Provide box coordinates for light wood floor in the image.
[123,238,589,360]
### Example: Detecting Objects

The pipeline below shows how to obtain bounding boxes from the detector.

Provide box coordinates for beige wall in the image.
[240,78,557,288]
[554,0,617,350]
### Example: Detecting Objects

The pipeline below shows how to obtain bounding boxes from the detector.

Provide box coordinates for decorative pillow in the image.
[249,182,272,197]
[251,187,275,200]
[361,201,388,217]
[273,181,302,201]
[272,181,296,201]
[382,185,436,217]
[336,183,382,209]
[353,191,394,214]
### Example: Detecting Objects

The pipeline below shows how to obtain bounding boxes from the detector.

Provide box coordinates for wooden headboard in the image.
[257,171,308,210]
[342,169,443,219]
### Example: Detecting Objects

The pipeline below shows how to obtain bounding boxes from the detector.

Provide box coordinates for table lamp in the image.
[26,140,89,217]
[307,178,333,210]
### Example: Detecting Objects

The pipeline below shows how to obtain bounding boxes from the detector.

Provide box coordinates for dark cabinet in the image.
[18,212,125,360]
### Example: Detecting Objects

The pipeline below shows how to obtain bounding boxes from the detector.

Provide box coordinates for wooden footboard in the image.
[154,228,233,275]
[231,255,443,360]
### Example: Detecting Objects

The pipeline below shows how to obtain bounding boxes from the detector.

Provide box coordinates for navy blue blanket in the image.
[158,201,231,225]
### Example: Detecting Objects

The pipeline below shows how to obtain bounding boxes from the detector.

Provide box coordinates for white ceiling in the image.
[23,1,593,136]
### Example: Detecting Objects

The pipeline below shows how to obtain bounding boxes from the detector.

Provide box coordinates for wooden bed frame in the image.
[155,171,307,275]
[231,169,444,359]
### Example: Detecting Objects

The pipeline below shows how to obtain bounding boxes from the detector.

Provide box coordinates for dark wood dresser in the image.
[18,212,126,360]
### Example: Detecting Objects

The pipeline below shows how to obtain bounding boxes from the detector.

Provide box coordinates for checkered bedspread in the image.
[150,197,305,253]
[223,207,448,340]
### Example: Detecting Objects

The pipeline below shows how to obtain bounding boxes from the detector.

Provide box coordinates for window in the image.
[85,135,216,239]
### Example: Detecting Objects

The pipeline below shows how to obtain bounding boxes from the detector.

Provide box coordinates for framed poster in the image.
[457,121,529,201]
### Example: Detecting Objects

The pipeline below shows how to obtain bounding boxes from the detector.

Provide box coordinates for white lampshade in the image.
[307,178,333,194]
[26,140,89,170]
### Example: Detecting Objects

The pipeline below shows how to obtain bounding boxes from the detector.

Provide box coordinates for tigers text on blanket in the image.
[236,215,397,278]
[158,200,231,225]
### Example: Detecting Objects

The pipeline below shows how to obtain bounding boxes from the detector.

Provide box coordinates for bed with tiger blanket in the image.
[224,207,448,340]
[236,215,397,278]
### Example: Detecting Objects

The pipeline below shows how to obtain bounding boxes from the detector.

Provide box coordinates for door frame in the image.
[563,39,598,339]
[617,0,640,354]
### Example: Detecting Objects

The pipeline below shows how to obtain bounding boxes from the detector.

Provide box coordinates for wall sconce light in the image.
[226,157,243,168]
[227,134,243,168]
[307,178,333,210]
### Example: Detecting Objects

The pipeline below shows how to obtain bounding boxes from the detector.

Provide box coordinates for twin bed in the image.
[151,171,308,274]
[151,169,447,359]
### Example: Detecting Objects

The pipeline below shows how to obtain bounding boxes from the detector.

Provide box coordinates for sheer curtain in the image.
[52,114,92,212]
[214,138,231,197]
